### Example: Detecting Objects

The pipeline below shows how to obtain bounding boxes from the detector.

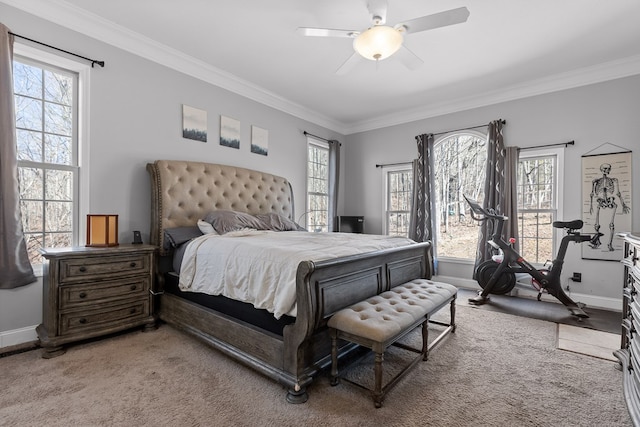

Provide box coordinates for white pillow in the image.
[197,219,218,235]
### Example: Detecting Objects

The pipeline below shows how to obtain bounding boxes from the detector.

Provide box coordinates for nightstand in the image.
[37,244,157,358]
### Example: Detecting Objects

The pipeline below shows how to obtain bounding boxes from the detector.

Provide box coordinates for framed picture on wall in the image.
[182,105,207,142]
[250,125,268,156]
[581,150,632,261]
[220,115,240,149]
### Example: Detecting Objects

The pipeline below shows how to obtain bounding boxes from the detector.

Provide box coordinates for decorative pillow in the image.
[163,226,203,250]
[197,219,218,235]
[203,210,268,234]
[254,213,306,231]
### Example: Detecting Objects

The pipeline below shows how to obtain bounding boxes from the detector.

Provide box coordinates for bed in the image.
[147,160,434,403]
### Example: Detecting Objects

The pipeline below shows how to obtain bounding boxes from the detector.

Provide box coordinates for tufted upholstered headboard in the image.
[147,160,295,255]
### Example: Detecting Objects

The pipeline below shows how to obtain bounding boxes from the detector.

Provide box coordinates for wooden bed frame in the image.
[147,160,433,402]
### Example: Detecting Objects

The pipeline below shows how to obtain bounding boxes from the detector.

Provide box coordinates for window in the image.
[516,148,563,265]
[433,132,487,260]
[306,138,329,232]
[13,52,82,268]
[383,165,413,237]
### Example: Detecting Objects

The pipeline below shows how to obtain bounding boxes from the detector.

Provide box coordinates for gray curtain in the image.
[409,133,437,270]
[473,120,519,273]
[0,23,36,289]
[328,139,340,232]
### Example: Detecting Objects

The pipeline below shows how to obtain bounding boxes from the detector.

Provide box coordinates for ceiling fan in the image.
[296,1,470,74]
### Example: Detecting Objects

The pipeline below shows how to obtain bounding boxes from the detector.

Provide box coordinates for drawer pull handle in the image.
[130,308,136,314]
[79,266,87,273]
[130,285,137,291]
[79,292,87,299]
[79,318,87,324]
[130,262,137,268]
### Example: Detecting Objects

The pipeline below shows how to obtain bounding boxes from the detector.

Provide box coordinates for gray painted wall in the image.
[0,4,344,346]
[1,3,638,346]
[343,75,640,305]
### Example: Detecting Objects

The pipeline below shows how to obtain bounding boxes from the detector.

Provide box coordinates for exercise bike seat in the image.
[552,219,583,230]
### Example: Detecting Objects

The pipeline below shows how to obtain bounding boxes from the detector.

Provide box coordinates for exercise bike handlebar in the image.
[463,195,508,222]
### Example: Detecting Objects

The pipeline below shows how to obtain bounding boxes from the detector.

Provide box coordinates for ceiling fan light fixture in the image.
[353,25,403,61]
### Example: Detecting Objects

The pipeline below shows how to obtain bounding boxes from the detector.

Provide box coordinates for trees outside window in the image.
[14,56,79,266]
[433,132,487,259]
[383,165,412,237]
[306,139,329,232]
[516,151,560,264]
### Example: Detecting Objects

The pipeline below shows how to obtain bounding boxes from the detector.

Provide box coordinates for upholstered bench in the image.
[328,279,457,408]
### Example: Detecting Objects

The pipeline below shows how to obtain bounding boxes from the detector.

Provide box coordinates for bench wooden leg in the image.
[373,351,384,408]
[422,319,430,361]
[450,296,457,332]
[330,329,340,386]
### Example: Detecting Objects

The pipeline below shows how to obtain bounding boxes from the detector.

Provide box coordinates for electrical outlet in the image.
[571,272,582,282]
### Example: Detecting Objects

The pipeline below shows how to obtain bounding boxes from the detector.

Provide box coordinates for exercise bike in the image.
[463,195,602,319]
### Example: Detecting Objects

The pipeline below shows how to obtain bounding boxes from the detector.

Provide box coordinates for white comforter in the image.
[179,230,415,319]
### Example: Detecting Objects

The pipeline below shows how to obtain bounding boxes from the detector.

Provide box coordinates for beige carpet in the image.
[0,306,631,427]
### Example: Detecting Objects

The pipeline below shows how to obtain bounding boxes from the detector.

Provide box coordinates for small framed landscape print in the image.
[251,125,268,156]
[182,105,207,142]
[220,115,240,149]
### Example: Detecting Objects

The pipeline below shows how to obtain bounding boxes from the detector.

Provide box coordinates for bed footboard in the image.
[282,241,433,401]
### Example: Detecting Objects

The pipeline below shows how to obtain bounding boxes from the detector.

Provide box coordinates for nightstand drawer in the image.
[59,277,150,309]
[59,253,151,283]
[59,300,150,335]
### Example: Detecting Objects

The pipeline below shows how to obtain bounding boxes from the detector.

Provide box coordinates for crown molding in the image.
[345,54,640,134]
[1,0,348,134]
[4,0,640,136]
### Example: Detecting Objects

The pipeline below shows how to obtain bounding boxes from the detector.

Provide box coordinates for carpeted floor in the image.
[0,305,630,427]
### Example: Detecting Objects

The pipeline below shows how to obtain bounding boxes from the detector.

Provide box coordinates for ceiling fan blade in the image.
[296,27,359,38]
[335,53,362,75]
[397,6,470,34]
[396,45,424,70]
[366,0,388,25]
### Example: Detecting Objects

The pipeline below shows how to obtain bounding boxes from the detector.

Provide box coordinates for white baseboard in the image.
[0,325,38,349]
[433,275,622,312]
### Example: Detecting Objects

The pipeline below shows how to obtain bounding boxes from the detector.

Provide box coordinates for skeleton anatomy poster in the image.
[581,151,632,261]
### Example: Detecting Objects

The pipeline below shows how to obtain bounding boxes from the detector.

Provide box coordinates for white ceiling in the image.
[6,0,640,134]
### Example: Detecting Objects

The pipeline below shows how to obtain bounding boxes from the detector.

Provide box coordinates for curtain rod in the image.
[428,119,506,138]
[377,120,507,167]
[9,32,105,68]
[303,131,330,142]
[376,161,412,168]
[518,140,574,151]
[303,131,342,145]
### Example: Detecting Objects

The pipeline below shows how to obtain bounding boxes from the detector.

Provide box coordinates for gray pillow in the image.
[254,213,306,231]
[203,210,268,234]
[163,226,203,250]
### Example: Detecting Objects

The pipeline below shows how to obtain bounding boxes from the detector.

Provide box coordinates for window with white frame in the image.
[382,164,413,237]
[433,132,487,260]
[13,53,82,268]
[306,138,329,232]
[516,147,563,265]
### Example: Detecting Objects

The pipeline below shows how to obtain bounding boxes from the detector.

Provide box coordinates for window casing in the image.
[13,46,87,272]
[516,147,564,265]
[382,164,413,237]
[306,138,329,232]
[433,131,487,260]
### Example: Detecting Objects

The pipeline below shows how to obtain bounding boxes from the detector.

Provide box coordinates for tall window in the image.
[433,132,487,259]
[14,55,79,266]
[306,138,329,232]
[516,149,562,265]
[383,165,412,237]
